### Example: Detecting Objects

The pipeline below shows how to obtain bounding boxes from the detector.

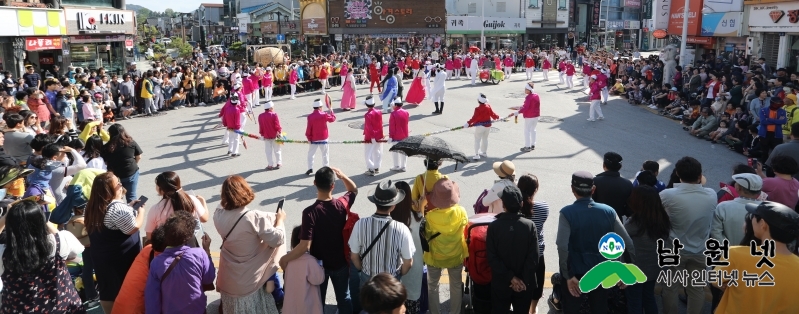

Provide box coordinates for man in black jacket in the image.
[593,151,633,218]
[486,185,539,313]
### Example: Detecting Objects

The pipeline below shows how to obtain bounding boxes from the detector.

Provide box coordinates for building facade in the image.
[746,0,799,71]
[446,0,526,51]
[526,0,571,49]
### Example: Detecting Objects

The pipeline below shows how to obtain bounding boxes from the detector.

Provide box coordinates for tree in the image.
[169,38,194,59]
[164,8,175,18]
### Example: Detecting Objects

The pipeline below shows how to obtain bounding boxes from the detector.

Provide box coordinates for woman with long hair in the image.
[145,211,215,313]
[48,116,77,143]
[0,200,85,312]
[144,171,210,241]
[515,174,549,313]
[214,175,285,314]
[405,68,427,105]
[389,180,425,314]
[102,124,143,202]
[624,185,671,314]
[18,109,42,136]
[85,172,146,313]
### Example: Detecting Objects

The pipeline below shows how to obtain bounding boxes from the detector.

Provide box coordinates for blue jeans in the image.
[625,279,657,314]
[349,261,362,314]
[321,265,352,314]
[118,170,139,203]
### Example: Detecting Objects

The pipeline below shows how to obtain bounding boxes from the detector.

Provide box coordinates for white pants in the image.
[227,131,240,155]
[424,79,432,98]
[589,99,604,120]
[543,69,549,80]
[252,89,260,106]
[559,71,565,83]
[247,93,254,112]
[566,75,574,88]
[525,67,534,80]
[583,75,589,87]
[504,66,512,79]
[364,142,383,170]
[392,151,407,169]
[432,90,444,102]
[455,68,461,79]
[428,265,463,314]
[321,78,329,94]
[264,85,273,101]
[470,69,477,84]
[524,117,538,147]
[264,139,282,166]
[290,84,296,98]
[307,143,329,169]
[446,70,452,80]
[465,68,471,79]
[222,129,230,144]
[474,126,490,155]
[602,87,609,103]
[381,96,393,113]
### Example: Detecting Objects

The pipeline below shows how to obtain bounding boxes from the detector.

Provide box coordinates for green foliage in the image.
[152,44,165,54]
[168,38,194,59]
[229,41,244,51]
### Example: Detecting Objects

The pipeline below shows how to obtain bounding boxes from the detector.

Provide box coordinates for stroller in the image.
[463,213,495,314]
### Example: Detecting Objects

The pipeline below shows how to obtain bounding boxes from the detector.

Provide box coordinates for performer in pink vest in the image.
[389,97,409,171]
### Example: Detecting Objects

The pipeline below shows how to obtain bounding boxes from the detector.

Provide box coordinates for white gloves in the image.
[463,123,470,128]
[371,138,377,144]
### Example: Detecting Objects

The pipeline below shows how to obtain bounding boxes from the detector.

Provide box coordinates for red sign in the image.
[125,39,133,48]
[667,0,702,36]
[25,37,63,51]
[39,57,55,65]
[686,36,715,45]
[653,29,668,38]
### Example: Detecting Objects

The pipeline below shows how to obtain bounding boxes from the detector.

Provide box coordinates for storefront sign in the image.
[330,0,445,31]
[744,0,792,4]
[653,29,667,38]
[624,20,641,29]
[260,21,278,34]
[592,0,601,27]
[704,0,743,13]
[701,12,743,36]
[125,39,133,48]
[0,8,67,36]
[652,0,672,30]
[69,34,126,43]
[446,16,526,34]
[39,56,55,65]
[667,0,702,36]
[303,18,328,35]
[625,0,642,8]
[643,0,653,19]
[748,2,799,32]
[64,8,135,35]
[607,20,625,30]
[237,14,250,35]
[686,36,715,45]
[25,36,62,51]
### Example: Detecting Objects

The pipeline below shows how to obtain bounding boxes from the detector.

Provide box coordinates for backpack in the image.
[463,214,496,285]
[418,217,441,252]
[473,189,490,214]
[342,207,360,263]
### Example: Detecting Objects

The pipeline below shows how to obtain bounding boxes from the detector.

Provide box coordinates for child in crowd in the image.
[632,160,666,191]
[281,226,324,314]
[707,120,729,143]
[360,273,408,314]
[743,124,761,158]
[212,82,228,104]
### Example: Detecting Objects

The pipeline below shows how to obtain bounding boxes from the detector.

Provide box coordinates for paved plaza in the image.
[127,60,735,313]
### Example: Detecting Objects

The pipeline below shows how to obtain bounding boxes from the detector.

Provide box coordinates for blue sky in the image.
[128,0,215,13]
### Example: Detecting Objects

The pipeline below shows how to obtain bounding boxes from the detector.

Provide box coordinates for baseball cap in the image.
[499,185,524,212]
[732,173,763,191]
[745,201,799,236]
[571,171,593,188]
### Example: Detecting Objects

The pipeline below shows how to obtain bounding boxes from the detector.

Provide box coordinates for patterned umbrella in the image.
[389,135,470,168]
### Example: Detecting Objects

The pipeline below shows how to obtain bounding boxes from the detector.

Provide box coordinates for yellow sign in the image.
[0,7,67,37]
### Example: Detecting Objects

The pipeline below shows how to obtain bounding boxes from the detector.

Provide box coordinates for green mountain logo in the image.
[579,232,647,293]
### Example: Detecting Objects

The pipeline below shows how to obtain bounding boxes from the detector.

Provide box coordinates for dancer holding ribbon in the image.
[305,99,336,175]
[389,97,409,172]
[259,100,282,170]
[514,82,541,152]
[466,93,500,160]
[220,93,246,157]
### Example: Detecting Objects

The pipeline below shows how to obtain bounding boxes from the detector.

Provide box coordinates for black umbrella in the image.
[396,48,407,55]
[389,135,470,168]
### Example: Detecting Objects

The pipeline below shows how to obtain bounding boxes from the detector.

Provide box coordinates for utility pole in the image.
[679,0,690,67]
[181,14,186,42]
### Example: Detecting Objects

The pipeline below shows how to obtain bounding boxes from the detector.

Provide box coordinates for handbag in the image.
[220,210,251,249]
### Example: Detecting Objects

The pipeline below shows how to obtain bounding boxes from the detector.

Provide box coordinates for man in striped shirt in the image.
[349,179,415,286]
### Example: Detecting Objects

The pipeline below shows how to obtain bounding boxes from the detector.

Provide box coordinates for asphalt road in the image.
[126,57,731,313]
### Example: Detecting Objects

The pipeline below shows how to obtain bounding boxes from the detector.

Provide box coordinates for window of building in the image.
[61,0,114,7]
[528,0,539,8]
[497,2,506,12]
[558,0,567,9]
[469,3,477,14]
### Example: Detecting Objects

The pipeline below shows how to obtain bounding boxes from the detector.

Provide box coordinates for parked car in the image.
[161,38,172,45]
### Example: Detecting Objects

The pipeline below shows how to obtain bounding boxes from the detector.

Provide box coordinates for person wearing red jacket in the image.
[389,97,409,172]
[466,93,500,160]
[369,61,382,94]
[319,61,329,95]
[565,60,576,89]
[588,75,605,121]
[220,93,246,157]
[453,55,463,80]
[259,101,282,170]
[515,83,541,152]
[362,96,384,176]
[305,99,336,175]
[525,55,536,80]
[541,54,552,81]
[503,54,514,80]
[558,59,567,84]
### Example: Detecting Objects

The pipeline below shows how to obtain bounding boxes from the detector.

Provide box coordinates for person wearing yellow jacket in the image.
[78,120,110,144]
[423,178,468,314]
[781,93,798,139]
